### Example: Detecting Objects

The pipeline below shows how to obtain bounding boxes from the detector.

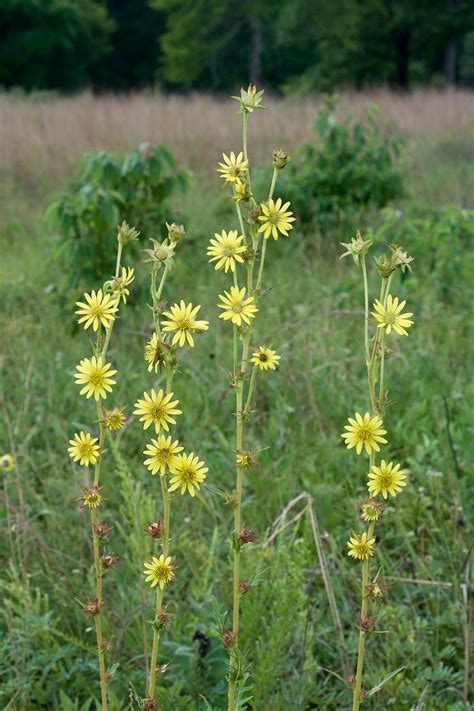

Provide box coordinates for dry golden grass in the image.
[1,88,473,190]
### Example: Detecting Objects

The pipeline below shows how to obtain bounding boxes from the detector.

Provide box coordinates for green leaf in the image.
[367,666,406,696]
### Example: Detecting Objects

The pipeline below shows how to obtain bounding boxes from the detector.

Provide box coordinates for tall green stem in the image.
[91,399,107,710]
[352,522,375,711]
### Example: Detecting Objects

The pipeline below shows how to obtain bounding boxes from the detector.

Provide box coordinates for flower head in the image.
[74,356,117,401]
[168,452,208,497]
[217,151,249,183]
[143,554,175,589]
[340,231,373,264]
[79,485,103,510]
[217,286,258,327]
[144,333,170,373]
[133,389,182,433]
[347,532,376,560]
[75,289,117,332]
[162,301,209,347]
[207,230,246,273]
[92,520,113,542]
[83,597,100,617]
[368,460,408,499]
[390,244,414,273]
[236,449,258,469]
[258,198,295,240]
[1,454,14,472]
[107,267,135,304]
[360,498,385,522]
[251,346,281,371]
[142,238,175,268]
[102,406,127,431]
[372,295,414,336]
[231,84,266,113]
[341,412,387,455]
[101,551,119,570]
[68,431,100,466]
[143,434,183,475]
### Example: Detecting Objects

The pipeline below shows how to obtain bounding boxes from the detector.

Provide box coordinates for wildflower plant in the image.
[210,85,293,708]
[137,222,209,707]
[340,232,414,709]
[68,221,137,708]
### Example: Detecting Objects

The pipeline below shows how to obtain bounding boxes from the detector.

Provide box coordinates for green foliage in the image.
[0,0,114,91]
[45,143,189,307]
[278,99,405,233]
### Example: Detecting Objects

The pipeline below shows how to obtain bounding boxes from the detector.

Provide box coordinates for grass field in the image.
[0,89,473,710]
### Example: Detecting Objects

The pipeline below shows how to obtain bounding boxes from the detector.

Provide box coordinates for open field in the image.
[0,89,473,709]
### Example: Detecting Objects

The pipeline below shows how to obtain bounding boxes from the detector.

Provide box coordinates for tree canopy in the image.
[1,0,473,92]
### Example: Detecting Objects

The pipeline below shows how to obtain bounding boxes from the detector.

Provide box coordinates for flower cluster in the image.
[209,85,290,706]
[340,233,413,709]
[67,222,137,704]
[137,221,209,703]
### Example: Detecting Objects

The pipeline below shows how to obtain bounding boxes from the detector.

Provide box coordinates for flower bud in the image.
[272,149,290,170]
[340,231,373,264]
[237,528,256,544]
[239,579,250,594]
[144,519,163,539]
[358,613,376,631]
[83,597,100,617]
[117,221,140,245]
[166,222,185,245]
[101,551,119,570]
[92,520,113,542]
[222,629,235,648]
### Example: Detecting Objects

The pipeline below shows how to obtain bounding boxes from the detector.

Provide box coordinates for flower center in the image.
[177,318,191,331]
[180,467,194,483]
[223,246,235,256]
[90,372,103,385]
[151,406,166,420]
[259,353,268,362]
[79,443,93,457]
[157,448,170,460]
[358,544,370,556]
[358,427,372,442]
[380,474,393,488]
[384,311,396,324]
[231,303,243,313]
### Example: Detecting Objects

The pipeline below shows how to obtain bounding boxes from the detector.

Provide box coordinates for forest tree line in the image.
[1,0,474,93]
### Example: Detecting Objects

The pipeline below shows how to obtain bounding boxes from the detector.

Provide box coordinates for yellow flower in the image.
[68,431,100,466]
[74,356,117,401]
[232,179,251,203]
[217,286,258,327]
[341,412,387,455]
[207,230,246,273]
[251,346,281,371]
[133,389,182,433]
[143,554,175,589]
[368,460,408,499]
[347,532,376,560]
[102,407,127,431]
[168,452,208,497]
[110,266,135,304]
[75,289,117,332]
[162,301,209,347]
[258,198,295,240]
[217,151,249,183]
[143,435,183,476]
[144,333,168,372]
[1,453,15,471]
[372,295,414,336]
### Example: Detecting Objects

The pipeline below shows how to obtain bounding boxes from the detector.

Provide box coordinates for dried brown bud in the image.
[99,639,111,653]
[143,698,159,711]
[237,528,256,544]
[101,551,119,570]
[83,597,100,617]
[358,614,376,631]
[145,519,163,539]
[222,629,236,648]
[366,580,390,602]
[92,520,113,542]
[239,579,250,594]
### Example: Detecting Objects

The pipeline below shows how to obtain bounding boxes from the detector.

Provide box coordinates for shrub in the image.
[278,97,405,234]
[45,143,189,308]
